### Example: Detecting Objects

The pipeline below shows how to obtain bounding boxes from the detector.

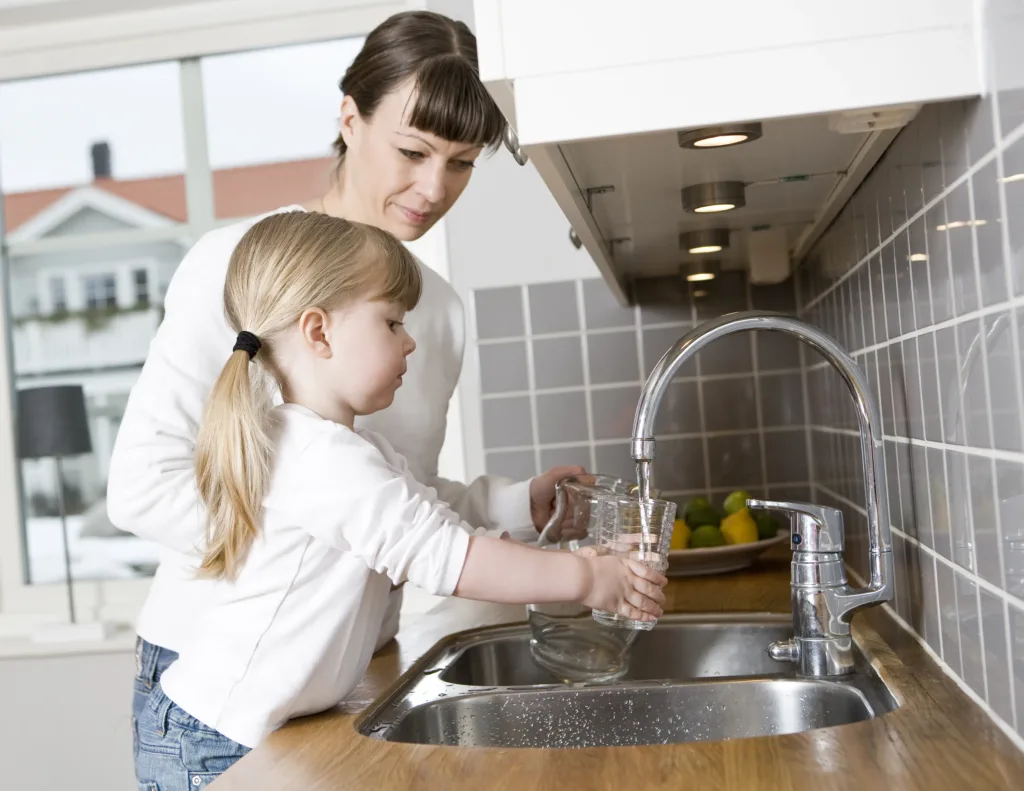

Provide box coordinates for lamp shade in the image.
[17,385,92,460]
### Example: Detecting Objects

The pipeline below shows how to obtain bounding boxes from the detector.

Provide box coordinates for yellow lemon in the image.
[670,519,691,550]
[720,507,759,545]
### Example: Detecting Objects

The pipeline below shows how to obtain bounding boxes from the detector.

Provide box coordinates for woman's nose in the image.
[417,164,446,204]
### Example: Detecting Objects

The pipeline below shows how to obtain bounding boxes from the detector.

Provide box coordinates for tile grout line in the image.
[993,118,1023,733]
[807,424,1024,464]
[795,272,818,509]
[992,65,1024,738]
[691,288,713,499]
[845,564,1024,754]
[480,368,805,398]
[957,169,988,699]
[921,183,969,677]
[817,482,1024,612]
[519,285,543,477]
[485,425,813,454]
[632,292,646,483]
[749,280,770,496]
[476,320,695,345]
[575,280,599,475]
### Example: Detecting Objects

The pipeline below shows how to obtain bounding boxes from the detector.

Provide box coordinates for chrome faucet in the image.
[632,311,894,677]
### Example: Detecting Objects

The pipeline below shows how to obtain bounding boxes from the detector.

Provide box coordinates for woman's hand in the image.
[529,465,587,539]
[573,546,667,622]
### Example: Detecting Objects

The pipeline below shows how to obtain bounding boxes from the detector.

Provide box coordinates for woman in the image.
[107,9,583,752]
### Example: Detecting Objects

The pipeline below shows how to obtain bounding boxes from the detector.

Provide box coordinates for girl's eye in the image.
[399,148,425,161]
[387,320,402,331]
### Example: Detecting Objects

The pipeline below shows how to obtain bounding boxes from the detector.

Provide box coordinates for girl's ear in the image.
[297,307,333,358]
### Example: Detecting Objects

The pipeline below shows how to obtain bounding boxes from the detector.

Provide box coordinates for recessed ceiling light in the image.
[678,123,763,150]
[909,253,928,262]
[681,260,721,283]
[936,219,987,231]
[681,181,746,214]
[1000,172,1024,183]
[680,229,730,255]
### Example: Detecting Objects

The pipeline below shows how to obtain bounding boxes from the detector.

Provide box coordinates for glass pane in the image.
[10,232,194,584]
[201,37,364,220]
[0,61,193,583]
[1,61,187,237]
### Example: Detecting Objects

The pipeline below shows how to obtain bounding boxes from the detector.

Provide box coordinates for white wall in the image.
[428,0,601,481]
[0,649,136,790]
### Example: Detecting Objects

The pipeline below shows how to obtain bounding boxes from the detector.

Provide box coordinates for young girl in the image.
[132,212,666,787]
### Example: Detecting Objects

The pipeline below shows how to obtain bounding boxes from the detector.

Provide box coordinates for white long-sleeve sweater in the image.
[106,205,533,653]
[160,404,496,748]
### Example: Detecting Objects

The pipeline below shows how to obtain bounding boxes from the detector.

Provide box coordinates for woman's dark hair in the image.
[333,10,506,160]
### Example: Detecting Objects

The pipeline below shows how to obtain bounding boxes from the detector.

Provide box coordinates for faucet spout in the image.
[632,311,894,653]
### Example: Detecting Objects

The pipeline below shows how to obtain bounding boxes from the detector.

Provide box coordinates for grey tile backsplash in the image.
[799,85,1024,735]
[470,2,1024,746]
[472,273,809,506]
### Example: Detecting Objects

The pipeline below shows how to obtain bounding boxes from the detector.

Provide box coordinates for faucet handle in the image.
[746,499,845,553]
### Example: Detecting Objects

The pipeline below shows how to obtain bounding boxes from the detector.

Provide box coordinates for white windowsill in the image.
[0,623,137,660]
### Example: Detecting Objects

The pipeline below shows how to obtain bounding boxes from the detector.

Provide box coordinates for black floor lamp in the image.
[17,384,108,641]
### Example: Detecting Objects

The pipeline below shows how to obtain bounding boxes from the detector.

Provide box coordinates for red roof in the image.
[5,156,335,233]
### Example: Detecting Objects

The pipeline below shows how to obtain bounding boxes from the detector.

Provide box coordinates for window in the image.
[83,273,118,310]
[201,38,363,220]
[133,269,149,306]
[0,61,188,592]
[49,276,67,313]
[0,35,366,606]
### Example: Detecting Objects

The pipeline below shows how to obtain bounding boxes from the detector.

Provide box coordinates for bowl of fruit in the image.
[666,490,788,577]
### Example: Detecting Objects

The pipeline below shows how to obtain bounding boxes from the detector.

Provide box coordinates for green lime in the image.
[722,490,752,515]
[754,511,781,541]
[690,525,726,548]
[684,502,722,528]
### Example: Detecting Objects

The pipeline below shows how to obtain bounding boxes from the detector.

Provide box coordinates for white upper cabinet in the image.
[473,0,985,304]
[475,0,981,146]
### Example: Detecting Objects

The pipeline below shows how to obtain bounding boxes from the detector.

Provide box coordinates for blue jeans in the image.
[133,637,178,732]
[133,639,250,789]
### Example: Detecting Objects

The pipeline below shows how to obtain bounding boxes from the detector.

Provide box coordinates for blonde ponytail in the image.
[193,211,421,580]
[195,348,274,579]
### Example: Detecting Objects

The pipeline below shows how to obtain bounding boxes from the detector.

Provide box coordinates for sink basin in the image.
[385,679,885,748]
[441,617,791,686]
[357,614,898,748]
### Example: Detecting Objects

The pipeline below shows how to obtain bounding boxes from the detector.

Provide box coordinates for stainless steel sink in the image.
[357,614,898,748]
[441,616,791,686]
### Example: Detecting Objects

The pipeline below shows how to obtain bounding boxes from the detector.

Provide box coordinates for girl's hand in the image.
[574,546,667,622]
[529,465,587,539]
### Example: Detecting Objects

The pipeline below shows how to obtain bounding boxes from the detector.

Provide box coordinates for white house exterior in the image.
[9,187,190,510]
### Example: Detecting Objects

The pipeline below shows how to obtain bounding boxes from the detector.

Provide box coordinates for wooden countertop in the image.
[212,548,1024,790]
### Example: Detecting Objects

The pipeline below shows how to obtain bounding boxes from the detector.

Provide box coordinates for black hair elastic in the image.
[233,330,262,360]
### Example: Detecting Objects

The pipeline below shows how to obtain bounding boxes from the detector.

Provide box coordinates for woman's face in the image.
[338,79,484,241]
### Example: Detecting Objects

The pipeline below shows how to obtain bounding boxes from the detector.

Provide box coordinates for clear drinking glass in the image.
[527,474,652,682]
[591,494,676,631]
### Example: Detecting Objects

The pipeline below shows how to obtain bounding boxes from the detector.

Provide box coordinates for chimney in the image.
[90,142,111,180]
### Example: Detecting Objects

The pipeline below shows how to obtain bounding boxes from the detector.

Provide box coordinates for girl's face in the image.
[326,297,416,416]
[336,79,483,241]
[281,296,416,426]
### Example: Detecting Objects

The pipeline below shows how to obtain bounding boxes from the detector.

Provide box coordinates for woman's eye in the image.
[451,159,475,172]
[399,148,425,161]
